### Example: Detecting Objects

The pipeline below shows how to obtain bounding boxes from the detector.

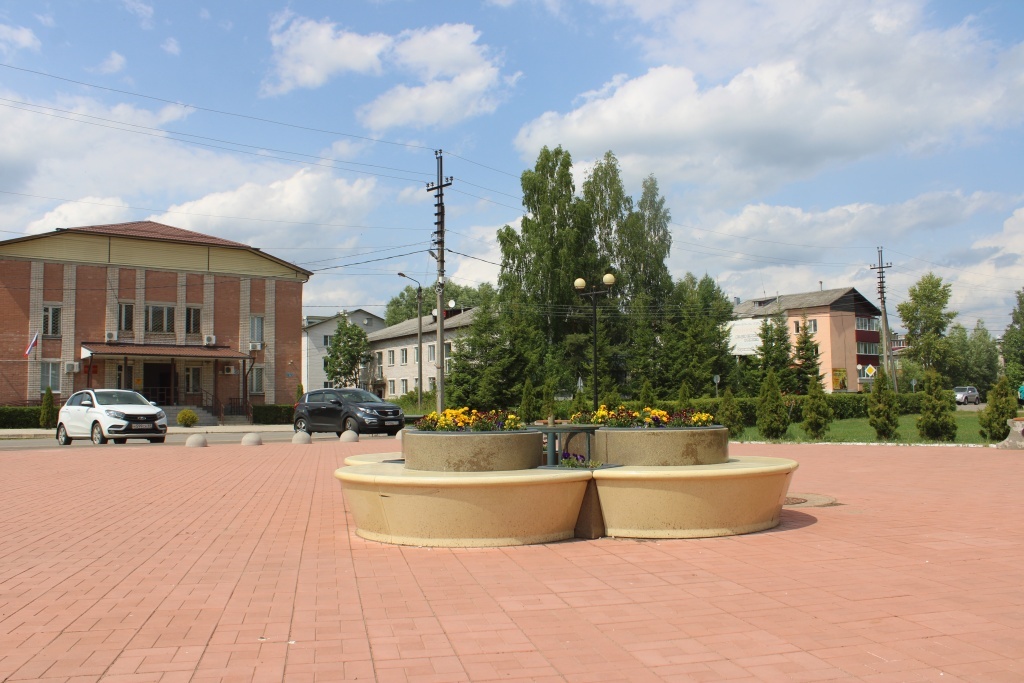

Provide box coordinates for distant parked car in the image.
[56,389,168,445]
[293,388,404,436]
[954,386,980,405]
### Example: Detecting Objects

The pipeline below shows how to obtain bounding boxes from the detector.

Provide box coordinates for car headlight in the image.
[356,406,378,416]
[105,409,127,420]
[156,410,166,420]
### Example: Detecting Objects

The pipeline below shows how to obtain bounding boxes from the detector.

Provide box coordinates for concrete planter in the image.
[402,429,543,472]
[591,426,729,466]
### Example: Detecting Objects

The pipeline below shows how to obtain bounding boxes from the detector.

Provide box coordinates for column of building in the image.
[60,266,76,396]
[265,280,276,402]
[26,262,44,400]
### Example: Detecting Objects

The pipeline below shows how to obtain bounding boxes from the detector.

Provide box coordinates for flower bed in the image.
[403,429,543,472]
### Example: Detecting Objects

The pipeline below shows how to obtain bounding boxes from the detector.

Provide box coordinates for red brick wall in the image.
[119,268,136,299]
[0,259,31,404]
[43,263,63,302]
[73,266,108,393]
[145,270,177,303]
[185,274,203,304]
[250,278,265,314]
[214,276,241,401]
[276,280,303,403]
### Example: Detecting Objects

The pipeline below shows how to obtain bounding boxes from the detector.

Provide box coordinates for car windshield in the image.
[339,389,382,403]
[94,391,151,406]
[954,387,970,392]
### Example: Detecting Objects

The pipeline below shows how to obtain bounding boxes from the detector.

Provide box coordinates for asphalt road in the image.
[0,431,398,451]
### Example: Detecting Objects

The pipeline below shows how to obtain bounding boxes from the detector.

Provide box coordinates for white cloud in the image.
[34,14,55,28]
[161,37,180,56]
[516,1,1024,205]
[260,11,392,96]
[358,64,503,130]
[91,51,127,75]
[121,0,154,29]
[199,9,210,20]
[0,23,41,56]
[26,197,133,235]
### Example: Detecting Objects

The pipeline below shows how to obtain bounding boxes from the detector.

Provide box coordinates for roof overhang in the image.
[80,342,251,360]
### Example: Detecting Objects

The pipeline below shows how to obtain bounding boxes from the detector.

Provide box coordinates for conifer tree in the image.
[792,314,823,394]
[518,377,539,424]
[717,387,745,439]
[540,377,557,420]
[756,368,790,440]
[979,375,1017,442]
[638,379,657,408]
[868,366,900,441]
[40,386,57,429]
[676,379,692,411]
[917,370,957,441]
[801,375,833,440]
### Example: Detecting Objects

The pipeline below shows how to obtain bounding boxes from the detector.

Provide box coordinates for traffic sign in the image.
[865,364,876,378]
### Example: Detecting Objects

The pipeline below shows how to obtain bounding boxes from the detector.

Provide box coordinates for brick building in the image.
[0,221,311,418]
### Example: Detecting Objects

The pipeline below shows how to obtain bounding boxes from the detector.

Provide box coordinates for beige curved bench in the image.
[593,456,799,539]
[335,463,591,547]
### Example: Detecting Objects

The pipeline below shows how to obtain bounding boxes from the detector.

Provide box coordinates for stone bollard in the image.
[997,418,1024,449]
[339,430,359,442]
[240,433,263,446]
[185,433,208,448]
[291,431,312,444]
[394,429,403,442]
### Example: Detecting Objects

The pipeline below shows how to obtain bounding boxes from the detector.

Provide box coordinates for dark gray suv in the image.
[293,388,404,436]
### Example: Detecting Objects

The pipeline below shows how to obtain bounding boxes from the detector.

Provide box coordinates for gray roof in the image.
[733,287,881,318]
[367,308,477,342]
[303,308,383,330]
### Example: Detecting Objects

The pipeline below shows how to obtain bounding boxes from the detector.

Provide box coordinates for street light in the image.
[574,273,616,411]
[398,272,423,412]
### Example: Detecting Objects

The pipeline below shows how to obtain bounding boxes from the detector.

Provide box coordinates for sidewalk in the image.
[0,423,296,439]
[2,439,1023,681]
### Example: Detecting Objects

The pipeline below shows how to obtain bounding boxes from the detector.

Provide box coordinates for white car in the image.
[56,389,168,445]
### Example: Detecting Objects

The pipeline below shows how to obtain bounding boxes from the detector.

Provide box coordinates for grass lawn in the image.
[738,409,1005,445]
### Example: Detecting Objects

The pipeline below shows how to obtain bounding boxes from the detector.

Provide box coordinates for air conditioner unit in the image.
[203,334,216,346]
[105,331,117,342]
[249,342,263,351]
[65,362,80,374]
[223,366,237,375]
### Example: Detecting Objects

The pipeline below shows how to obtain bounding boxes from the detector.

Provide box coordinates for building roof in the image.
[367,308,477,343]
[733,287,881,318]
[81,342,251,360]
[303,309,384,331]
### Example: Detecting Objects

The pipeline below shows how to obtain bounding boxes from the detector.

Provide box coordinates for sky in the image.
[1,0,1024,335]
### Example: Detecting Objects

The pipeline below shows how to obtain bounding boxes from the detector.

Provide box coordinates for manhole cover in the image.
[784,493,839,508]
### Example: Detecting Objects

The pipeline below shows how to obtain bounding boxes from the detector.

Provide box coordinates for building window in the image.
[387,350,395,366]
[856,317,880,331]
[444,342,452,374]
[428,376,436,391]
[401,379,408,394]
[185,307,202,334]
[858,342,880,355]
[323,381,333,388]
[323,335,333,347]
[323,357,330,371]
[400,348,408,365]
[40,361,60,393]
[185,367,201,394]
[250,315,265,343]
[250,366,265,394]
[375,351,383,379]
[427,344,436,362]
[794,319,818,334]
[388,379,395,396]
[414,347,419,363]
[118,303,134,332]
[117,364,134,390]
[145,305,175,333]
[42,305,61,336]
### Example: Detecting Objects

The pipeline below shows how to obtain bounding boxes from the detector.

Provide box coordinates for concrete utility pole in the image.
[426,150,452,412]
[871,246,899,393]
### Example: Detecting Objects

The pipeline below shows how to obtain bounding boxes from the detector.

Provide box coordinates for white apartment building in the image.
[301,309,384,391]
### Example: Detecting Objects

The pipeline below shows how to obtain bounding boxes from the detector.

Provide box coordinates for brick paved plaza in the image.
[2,439,1023,682]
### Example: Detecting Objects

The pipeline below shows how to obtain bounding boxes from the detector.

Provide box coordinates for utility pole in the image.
[426,150,452,412]
[871,247,898,393]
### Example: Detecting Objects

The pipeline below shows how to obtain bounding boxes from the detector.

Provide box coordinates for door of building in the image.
[143,362,174,405]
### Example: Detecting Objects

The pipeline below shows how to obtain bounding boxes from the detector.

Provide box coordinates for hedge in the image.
[252,404,294,425]
[0,406,44,429]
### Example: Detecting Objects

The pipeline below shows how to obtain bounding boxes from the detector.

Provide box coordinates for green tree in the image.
[917,370,957,442]
[540,377,557,420]
[295,383,304,401]
[662,274,734,398]
[897,273,957,378]
[1001,290,1024,390]
[979,375,1017,442]
[868,366,900,441]
[792,314,823,394]
[518,377,540,424]
[325,317,371,387]
[717,388,745,439]
[40,386,57,429]
[676,378,692,411]
[638,379,657,408]
[801,373,833,440]
[582,150,630,269]
[756,369,790,440]
[617,174,673,303]
[384,282,494,327]
[754,314,794,393]
[967,320,1000,399]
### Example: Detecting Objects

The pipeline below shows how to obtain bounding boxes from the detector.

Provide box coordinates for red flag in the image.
[24,332,39,357]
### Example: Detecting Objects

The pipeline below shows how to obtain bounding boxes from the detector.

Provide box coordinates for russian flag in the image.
[24,331,39,357]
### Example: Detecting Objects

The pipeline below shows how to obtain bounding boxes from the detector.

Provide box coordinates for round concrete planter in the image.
[593,456,799,538]
[335,463,591,547]
[402,429,543,472]
[591,426,729,466]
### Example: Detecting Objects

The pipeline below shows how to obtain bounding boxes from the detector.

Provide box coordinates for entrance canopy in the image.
[81,342,250,360]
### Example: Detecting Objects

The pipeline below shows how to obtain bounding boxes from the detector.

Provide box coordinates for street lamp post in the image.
[574,273,616,412]
[397,272,423,412]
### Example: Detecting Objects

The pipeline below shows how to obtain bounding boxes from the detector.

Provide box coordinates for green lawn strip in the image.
[738,410,1004,445]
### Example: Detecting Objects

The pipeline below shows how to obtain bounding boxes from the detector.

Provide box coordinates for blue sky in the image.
[2,0,1024,334]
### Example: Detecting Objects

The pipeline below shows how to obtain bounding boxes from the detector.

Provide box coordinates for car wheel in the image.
[386,430,398,437]
[91,422,108,445]
[113,438,127,445]
[56,424,72,446]
[148,437,165,444]
[343,417,359,434]
[976,396,981,405]
[294,417,311,434]
[336,432,343,437]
